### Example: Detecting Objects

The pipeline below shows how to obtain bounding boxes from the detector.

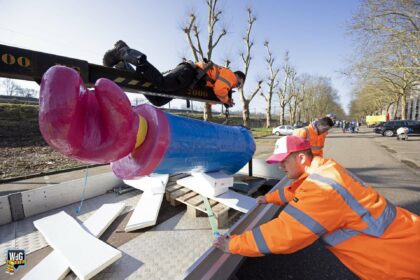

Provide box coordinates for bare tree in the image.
[348,0,419,119]
[182,0,227,121]
[260,41,279,128]
[277,51,294,125]
[238,7,263,127]
[2,78,19,96]
[288,76,305,125]
[298,75,345,122]
[349,79,398,119]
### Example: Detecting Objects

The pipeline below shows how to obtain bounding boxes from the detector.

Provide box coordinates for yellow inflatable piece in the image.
[134,114,148,150]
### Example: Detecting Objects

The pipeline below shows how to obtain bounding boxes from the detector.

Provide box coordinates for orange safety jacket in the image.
[195,62,238,104]
[293,123,327,157]
[228,157,420,279]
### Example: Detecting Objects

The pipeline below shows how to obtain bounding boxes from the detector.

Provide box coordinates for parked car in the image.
[293,122,309,129]
[272,125,295,136]
[374,120,420,137]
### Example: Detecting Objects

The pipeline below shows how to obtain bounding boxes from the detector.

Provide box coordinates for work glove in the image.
[39,66,138,163]
[224,98,235,108]
[256,196,268,204]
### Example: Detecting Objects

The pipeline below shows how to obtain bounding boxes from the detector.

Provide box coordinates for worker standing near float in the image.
[293,117,334,157]
[214,136,420,279]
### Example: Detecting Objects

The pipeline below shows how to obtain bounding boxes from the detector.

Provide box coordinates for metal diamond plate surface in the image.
[0,191,140,266]
[93,211,228,280]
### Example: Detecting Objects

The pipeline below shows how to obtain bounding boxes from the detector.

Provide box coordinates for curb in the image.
[375,142,420,176]
[0,164,108,184]
[393,153,420,176]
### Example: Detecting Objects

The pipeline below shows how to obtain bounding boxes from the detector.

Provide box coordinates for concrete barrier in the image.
[21,172,124,218]
[0,196,12,225]
[0,172,124,225]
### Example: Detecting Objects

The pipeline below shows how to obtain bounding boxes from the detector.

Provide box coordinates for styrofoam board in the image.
[125,190,164,232]
[23,203,125,280]
[191,171,234,188]
[21,172,123,217]
[177,180,255,213]
[23,202,125,280]
[123,174,169,194]
[33,211,122,280]
[22,251,69,280]
[214,191,256,213]
[83,202,125,237]
[176,176,229,197]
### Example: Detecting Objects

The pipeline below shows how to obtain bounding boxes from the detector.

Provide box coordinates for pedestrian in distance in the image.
[214,135,420,279]
[103,40,245,107]
[293,117,334,157]
[350,121,356,133]
[341,120,346,133]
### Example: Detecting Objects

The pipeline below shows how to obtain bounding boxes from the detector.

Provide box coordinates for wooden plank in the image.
[211,203,230,227]
[184,194,204,206]
[168,173,189,182]
[23,203,125,280]
[169,188,192,206]
[125,190,164,232]
[170,188,192,200]
[176,191,199,203]
[33,211,122,280]
[195,199,218,212]
[165,184,184,201]
[211,202,229,215]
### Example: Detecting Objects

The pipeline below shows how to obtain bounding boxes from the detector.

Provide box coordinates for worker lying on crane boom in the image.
[103,40,245,107]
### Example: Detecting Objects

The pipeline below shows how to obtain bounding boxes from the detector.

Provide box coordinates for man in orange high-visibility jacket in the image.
[194,61,244,106]
[293,117,334,157]
[214,136,420,279]
[103,40,245,107]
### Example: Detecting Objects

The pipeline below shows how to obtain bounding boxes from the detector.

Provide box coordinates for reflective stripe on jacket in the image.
[228,157,420,279]
[293,123,327,157]
[195,62,237,104]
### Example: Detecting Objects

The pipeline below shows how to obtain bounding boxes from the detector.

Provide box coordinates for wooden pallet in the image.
[165,185,241,228]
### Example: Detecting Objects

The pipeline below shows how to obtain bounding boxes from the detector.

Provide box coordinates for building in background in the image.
[388,87,419,121]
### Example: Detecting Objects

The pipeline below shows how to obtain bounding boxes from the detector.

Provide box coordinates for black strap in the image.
[196,61,214,82]
[188,61,214,91]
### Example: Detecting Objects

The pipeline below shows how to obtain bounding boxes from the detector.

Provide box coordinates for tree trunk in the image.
[203,103,212,121]
[393,97,400,119]
[265,99,272,128]
[279,99,286,125]
[400,91,407,120]
[243,101,250,128]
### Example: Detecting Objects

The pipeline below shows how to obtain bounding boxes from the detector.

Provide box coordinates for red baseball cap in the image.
[266,136,311,164]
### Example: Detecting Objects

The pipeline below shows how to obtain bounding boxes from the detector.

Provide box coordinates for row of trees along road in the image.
[181,0,345,127]
[1,79,39,98]
[1,0,347,127]
[348,0,419,120]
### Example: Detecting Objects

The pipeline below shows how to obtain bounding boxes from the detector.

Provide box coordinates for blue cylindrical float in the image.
[112,104,255,178]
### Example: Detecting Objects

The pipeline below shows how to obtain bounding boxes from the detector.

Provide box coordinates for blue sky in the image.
[0,0,361,113]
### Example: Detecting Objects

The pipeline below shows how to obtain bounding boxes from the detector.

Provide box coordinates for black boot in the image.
[103,40,147,67]
[135,60,165,88]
